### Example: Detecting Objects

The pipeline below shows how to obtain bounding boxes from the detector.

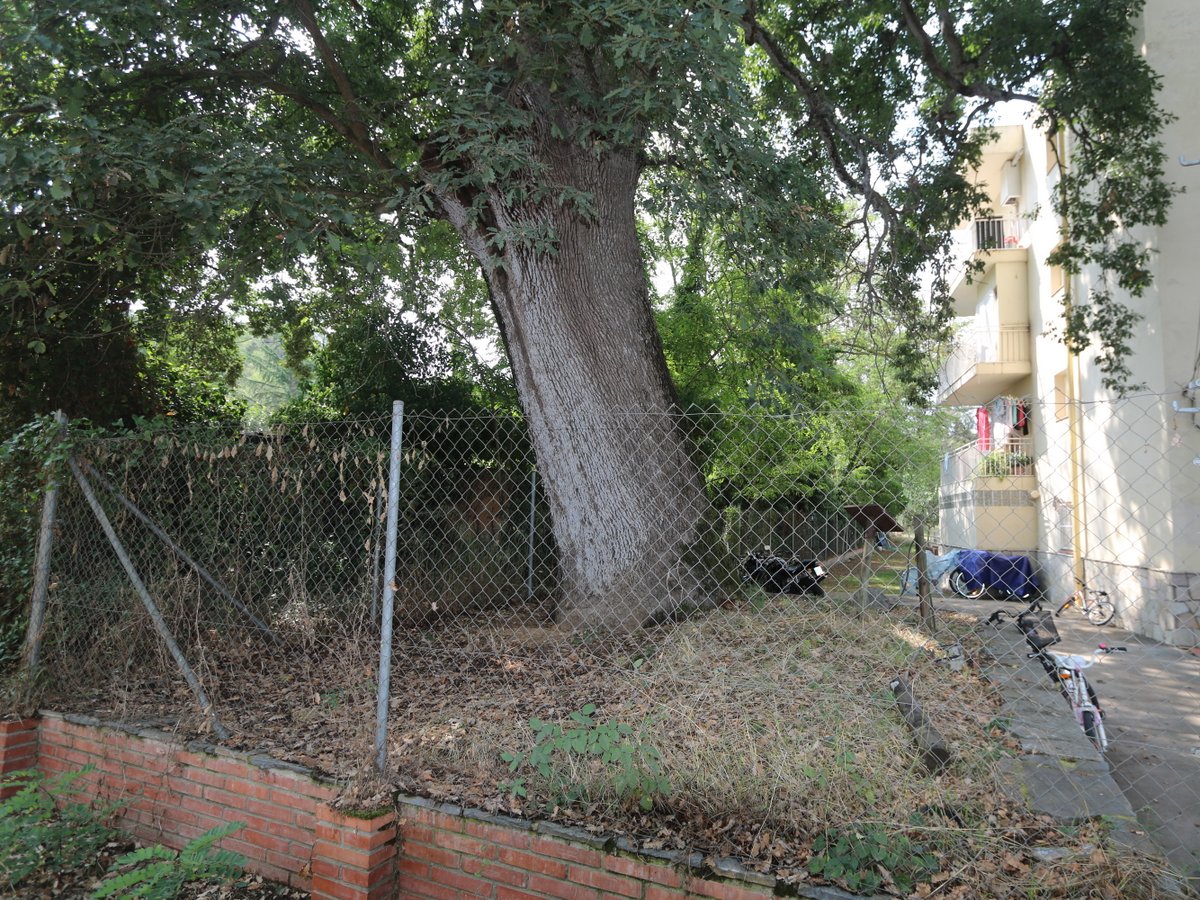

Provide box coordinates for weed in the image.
[500,703,671,811]
[807,823,939,894]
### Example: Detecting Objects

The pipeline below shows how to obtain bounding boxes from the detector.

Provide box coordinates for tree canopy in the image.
[0,0,1174,626]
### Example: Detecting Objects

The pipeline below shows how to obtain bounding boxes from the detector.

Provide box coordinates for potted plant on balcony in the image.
[979,450,1033,478]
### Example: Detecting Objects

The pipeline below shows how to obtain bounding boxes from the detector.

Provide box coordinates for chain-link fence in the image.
[16,396,1200,892]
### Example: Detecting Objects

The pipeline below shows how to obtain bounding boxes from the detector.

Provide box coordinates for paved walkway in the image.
[958,595,1200,886]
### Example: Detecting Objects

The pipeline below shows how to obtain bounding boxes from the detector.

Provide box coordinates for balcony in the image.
[939,439,1038,553]
[972,217,1025,251]
[937,324,1033,406]
[942,438,1035,484]
[947,217,1029,312]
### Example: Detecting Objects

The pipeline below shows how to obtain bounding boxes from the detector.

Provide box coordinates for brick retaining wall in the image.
[0,713,797,899]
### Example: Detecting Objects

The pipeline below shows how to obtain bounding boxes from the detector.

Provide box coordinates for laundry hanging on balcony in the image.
[976,406,992,451]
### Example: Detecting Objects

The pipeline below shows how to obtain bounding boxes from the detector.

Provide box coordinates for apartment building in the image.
[934,1,1200,646]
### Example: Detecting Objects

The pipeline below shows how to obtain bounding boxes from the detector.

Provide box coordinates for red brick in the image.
[644,887,686,900]
[427,863,493,896]
[406,804,464,832]
[242,829,295,856]
[244,796,298,824]
[203,785,251,811]
[265,848,310,873]
[266,768,334,800]
[399,822,439,846]
[341,863,375,889]
[316,839,395,873]
[310,873,358,899]
[405,841,461,870]
[497,887,544,900]
[398,857,432,880]
[401,873,459,900]
[227,812,310,845]
[605,854,683,888]
[463,857,528,887]
[316,820,396,849]
[527,873,601,899]
[467,819,531,850]
[437,830,497,860]
[498,847,567,879]
[533,837,602,868]
[567,865,641,897]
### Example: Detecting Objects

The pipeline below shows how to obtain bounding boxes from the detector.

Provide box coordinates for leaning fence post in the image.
[69,457,229,741]
[374,400,404,774]
[20,410,67,676]
[82,461,281,645]
[914,517,935,632]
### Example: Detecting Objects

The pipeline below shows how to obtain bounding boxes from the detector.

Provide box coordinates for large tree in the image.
[2,0,1171,628]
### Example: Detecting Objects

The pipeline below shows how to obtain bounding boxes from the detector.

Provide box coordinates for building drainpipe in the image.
[1059,130,1088,588]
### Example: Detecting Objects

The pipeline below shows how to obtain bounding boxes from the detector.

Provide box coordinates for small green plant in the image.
[94,822,246,899]
[807,824,939,894]
[978,450,1033,477]
[0,766,119,889]
[500,703,671,811]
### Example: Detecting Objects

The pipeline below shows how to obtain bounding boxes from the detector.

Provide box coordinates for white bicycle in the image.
[989,600,1127,751]
[1039,645,1127,751]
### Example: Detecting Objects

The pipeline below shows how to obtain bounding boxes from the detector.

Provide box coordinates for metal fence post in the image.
[374,400,404,773]
[20,410,66,676]
[69,457,229,741]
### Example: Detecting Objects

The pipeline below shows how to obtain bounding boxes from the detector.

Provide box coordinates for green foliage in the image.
[978,449,1033,478]
[807,824,939,895]
[0,0,1176,427]
[500,704,671,812]
[0,767,119,890]
[93,822,246,900]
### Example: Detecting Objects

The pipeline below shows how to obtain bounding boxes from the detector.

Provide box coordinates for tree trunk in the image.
[440,145,716,630]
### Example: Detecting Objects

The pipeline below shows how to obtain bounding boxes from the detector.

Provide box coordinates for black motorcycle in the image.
[743,553,828,596]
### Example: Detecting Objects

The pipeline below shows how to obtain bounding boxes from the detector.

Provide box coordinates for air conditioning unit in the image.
[1000,159,1021,206]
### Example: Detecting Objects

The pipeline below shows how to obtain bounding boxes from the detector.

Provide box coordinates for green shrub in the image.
[0,766,119,889]
[94,822,246,899]
[807,823,939,894]
[501,703,671,811]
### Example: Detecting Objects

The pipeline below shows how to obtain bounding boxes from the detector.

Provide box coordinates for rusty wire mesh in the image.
[27,396,1200,886]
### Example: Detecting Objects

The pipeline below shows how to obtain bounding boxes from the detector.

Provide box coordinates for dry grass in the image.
[24,572,1180,897]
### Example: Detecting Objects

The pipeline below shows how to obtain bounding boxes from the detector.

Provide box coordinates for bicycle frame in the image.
[1055,579,1116,626]
[988,600,1125,751]
[1045,652,1106,750]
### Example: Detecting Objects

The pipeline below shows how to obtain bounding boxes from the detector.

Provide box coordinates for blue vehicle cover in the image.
[955,550,1037,598]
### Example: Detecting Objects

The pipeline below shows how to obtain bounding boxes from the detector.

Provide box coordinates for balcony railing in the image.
[939,324,1032,396]
[942,437,1035,484]
[972,217,1025,251]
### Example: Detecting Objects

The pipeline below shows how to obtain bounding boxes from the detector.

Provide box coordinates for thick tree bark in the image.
[440,144,716,630]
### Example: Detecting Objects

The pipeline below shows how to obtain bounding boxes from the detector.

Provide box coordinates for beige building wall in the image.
[937,0,1200,644]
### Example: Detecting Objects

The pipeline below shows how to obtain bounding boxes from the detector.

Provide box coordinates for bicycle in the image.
[1055,579,1116,626]
[987,599,1127,751]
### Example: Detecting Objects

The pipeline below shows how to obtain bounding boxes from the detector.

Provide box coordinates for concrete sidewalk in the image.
[966,598,1200,888]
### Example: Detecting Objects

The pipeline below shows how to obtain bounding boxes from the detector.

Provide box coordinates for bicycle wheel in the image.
[950,568,984,599]
[1085,597,1116,626]
[1081,710,1106,751]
